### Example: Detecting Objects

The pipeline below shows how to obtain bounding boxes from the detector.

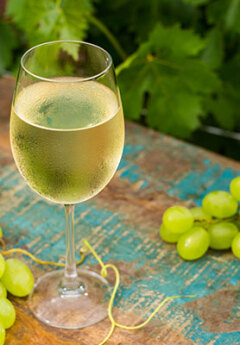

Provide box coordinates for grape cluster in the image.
[0,230,34,345]
[160,177,240,261]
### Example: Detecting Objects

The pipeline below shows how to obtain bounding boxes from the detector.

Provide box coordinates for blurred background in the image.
[0,0,239,160]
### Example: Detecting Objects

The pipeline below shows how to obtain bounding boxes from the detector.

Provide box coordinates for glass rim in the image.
[20,40,113,83]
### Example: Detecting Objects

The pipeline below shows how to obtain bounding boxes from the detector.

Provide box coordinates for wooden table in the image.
[0,76,240,345]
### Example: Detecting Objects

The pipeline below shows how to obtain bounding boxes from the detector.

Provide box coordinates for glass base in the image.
[29,269,110,329]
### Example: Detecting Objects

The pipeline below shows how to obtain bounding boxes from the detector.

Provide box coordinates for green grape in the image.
[0,227,2,238]
[0,255,5,279]
[0,282,6,299]
[177,227,210,260]
[160,224,181,243]
[0,323,5,345]
[0,298,16,329]
[190,207,211,221]
[232,233,240,258]
[1,259,34,297]
[208,222,238,250]
[202,191,238,218]
[163,206,194,234]
[230,176,240,201]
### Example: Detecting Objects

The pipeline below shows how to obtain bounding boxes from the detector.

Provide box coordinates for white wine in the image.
[10,80,124,203]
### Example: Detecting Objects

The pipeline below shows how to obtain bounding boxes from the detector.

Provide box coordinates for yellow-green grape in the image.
[0,283,6,299]
[190,207,211,220]
[0,255,5,279]
[177,227,210,260]
[230,176,240,201]
[208,222,238,250]
[0,323,5,345]
[0,298,16,329]
[232,233,240,258]
[159,224,181,243]
[202,191,238,218]
[163,206,194,234]
[1,259,34,297]
[0,227,2,238]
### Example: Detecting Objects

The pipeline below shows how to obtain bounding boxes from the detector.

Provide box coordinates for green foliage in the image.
[117,23,219,138]
[204,54,240,131]
[6,0,93,44]
[201,27,224,69]
[0,20,16,74]
[207,0,240,33]
[1,0,240,141]
[204,88,239,131]
[182,0,208,5]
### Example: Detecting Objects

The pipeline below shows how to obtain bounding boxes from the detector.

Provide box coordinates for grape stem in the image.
[194,211,240,229]
[0,236,196,345]
[0,238,6,248]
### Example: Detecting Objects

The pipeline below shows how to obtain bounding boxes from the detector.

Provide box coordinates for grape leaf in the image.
[95,0,199,50]
[38,6,60,37]
[7,0,48,37]
[6,0,28,23]
[202,27,224,69]
[203,54,240,131]
[207,0,240,34]
[117,63,152,120]
[182,0,209,6]
[6,0,93,47]
[59,0,93,41]
[225,0,240,33]
[207,0,229,25]
[221,55,240,89]
[117,23,220,138]
[149,22,206,56]
[147,79,202,138]
[0,20,17,75]
[203,85,240,131]
[130,0,199,43]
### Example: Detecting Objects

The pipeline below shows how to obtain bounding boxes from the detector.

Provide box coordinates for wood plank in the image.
[0,76,240,345]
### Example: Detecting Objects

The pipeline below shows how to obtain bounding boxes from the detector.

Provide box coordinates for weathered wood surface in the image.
[0,76,240,345]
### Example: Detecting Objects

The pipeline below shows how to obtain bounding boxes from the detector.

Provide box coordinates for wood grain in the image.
[0,76,240,345]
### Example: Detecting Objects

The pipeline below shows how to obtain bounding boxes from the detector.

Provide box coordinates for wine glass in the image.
[10,41,125,329]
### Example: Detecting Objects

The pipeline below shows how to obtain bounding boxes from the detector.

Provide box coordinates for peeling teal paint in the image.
[168,160,238,206]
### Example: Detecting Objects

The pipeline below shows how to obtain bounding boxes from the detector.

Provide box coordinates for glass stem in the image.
[64,204,77,280]
[58,204,85,296]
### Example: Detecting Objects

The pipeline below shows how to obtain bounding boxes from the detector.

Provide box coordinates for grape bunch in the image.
[160,177,240,261]
[0,230,34,345]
